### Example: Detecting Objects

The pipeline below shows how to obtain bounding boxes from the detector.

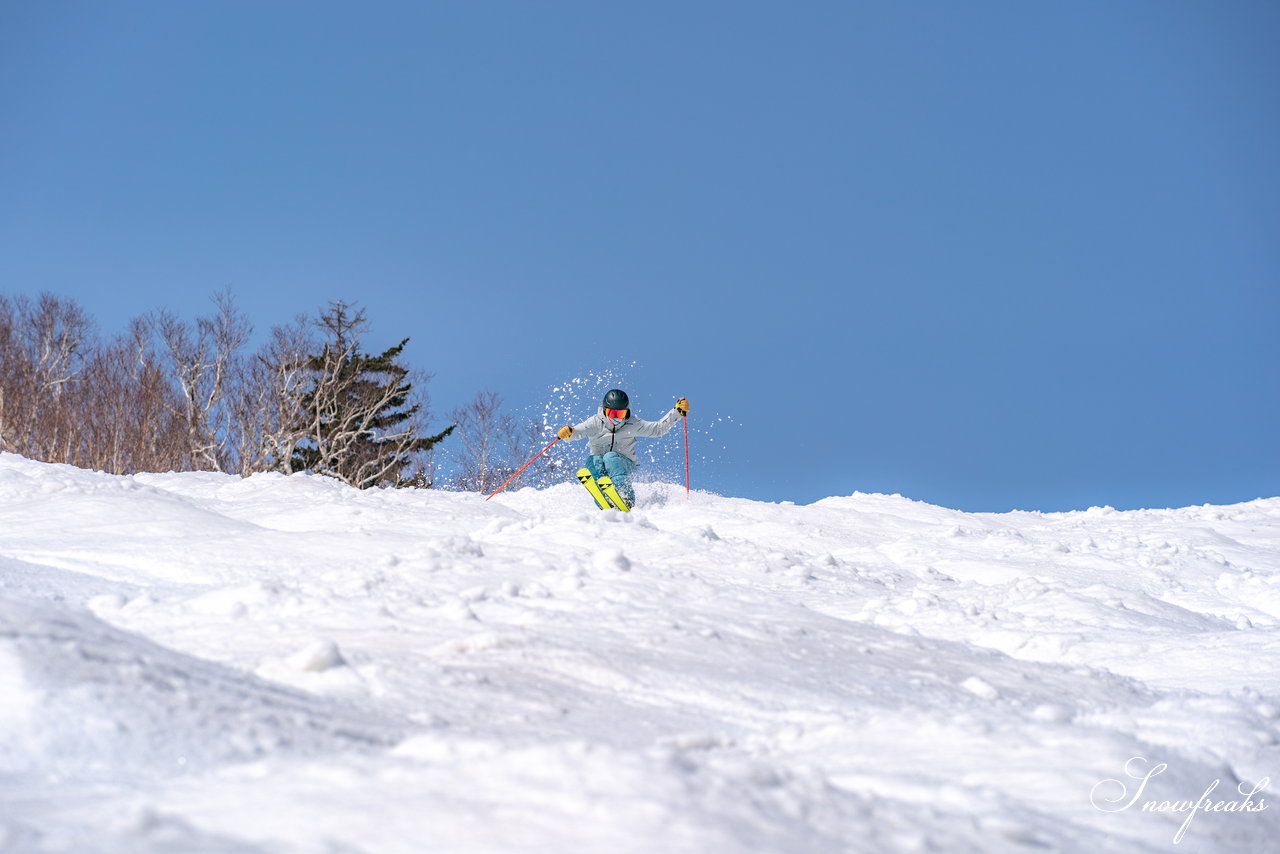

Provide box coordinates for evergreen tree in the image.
[288,302,452,488]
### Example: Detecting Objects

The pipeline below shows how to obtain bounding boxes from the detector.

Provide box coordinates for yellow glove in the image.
[557,425,574,440]
[676,397,690,416]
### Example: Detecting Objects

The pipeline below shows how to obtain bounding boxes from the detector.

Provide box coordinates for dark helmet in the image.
[603,389,629,410]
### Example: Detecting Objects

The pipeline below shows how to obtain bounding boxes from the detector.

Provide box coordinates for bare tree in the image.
[285,301,452,488]
[156,291,252,472]
[0,295,23,453]
[451,391,515,492]
[227,314,316,476]
[0,295,191,474]
[0,294,92,462]
[510,414,562,488]
[77,319,187,474]
[27,293,92,398]
[450,392,561,492]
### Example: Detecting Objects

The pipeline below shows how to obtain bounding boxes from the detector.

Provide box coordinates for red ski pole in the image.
[486,437,560,501]
[683,411,690,497]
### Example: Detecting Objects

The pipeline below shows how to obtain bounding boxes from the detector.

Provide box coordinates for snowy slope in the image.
[1,452,1277,853]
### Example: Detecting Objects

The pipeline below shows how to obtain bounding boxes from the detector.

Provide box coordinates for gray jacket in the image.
[568,406,683,464]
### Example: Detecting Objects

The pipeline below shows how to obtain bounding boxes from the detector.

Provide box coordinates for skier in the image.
[557,389,689,509]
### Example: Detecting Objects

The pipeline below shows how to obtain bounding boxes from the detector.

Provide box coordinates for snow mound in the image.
[0,595,402,780]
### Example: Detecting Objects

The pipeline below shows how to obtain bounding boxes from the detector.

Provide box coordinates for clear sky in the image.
[3,1,1277,511]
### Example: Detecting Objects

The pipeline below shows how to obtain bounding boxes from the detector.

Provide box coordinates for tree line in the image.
[0,292,549,490]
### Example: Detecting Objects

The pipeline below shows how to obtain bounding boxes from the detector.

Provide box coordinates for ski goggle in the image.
[605,408,629,420]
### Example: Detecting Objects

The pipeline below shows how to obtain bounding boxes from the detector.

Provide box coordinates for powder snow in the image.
[1,453,1277,853]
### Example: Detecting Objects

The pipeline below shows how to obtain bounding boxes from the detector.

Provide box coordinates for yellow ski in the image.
[598,476,631,512]
[576,468,611,510]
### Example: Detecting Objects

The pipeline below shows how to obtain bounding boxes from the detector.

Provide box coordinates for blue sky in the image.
[3,1,1277,511]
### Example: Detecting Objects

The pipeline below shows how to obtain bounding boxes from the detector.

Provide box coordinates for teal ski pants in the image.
[586,452,636,506]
